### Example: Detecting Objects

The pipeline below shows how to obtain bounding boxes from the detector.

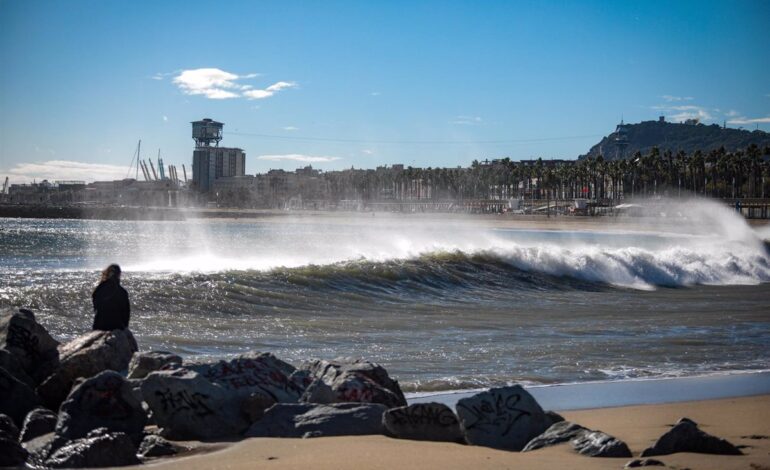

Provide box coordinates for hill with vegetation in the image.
[581,120,770,160]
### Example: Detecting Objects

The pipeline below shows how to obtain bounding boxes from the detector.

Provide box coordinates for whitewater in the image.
[1,197,769,391]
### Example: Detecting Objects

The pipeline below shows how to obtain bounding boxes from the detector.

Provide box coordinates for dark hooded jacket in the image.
[92,279,130,330]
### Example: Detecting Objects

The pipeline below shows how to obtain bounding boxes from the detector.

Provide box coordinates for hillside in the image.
[581,120,770,160]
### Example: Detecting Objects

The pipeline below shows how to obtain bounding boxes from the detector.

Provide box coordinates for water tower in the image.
[191,118,223,147]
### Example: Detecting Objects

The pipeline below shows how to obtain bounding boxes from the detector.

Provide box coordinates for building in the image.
[191,118,246,193]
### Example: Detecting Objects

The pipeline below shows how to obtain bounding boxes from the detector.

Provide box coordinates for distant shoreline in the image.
[1,203,769,231]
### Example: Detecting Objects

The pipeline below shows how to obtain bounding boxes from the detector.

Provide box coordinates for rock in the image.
[45,431,140,468]
[0,413,20,442]
[640,418,742,456]
[383,402,464,442]
[142,368,247,440]
[240,392,277,423]
[138,434,180,458]
[625,458,666,467]
[20,430,60,468]
[186,352,304,403]
[127,350,182,379]
[20,407,57,442]
[245,402,388,438]
[455,385,551,451]
[37,329,138,409]
[0,436,28,467]
[0,308,60,383]
[0,348,36,389]
[55,370,147,445]
[545,410,565,424]
[300,378,337,403]
[299,359,407,408]
[522,421,588,451]
[0,366,40,426]
[571,430,632,457]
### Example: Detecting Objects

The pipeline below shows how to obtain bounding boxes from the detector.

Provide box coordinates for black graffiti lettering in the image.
[458,392,531,436]
[155,389,214,418]
[391,406,458,427]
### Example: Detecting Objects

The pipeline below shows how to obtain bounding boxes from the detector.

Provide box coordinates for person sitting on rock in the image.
[92,264,130,331]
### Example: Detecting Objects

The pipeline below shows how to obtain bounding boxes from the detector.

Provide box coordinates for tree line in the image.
[217,145,770,208]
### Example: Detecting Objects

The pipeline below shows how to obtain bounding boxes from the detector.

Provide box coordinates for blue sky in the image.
[1,0,768,182]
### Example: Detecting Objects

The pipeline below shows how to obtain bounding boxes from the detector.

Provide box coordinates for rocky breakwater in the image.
[0,307,750,468]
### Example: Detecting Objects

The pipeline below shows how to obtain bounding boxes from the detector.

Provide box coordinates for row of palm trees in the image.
[216,145,770,208]
[320,145,770,204]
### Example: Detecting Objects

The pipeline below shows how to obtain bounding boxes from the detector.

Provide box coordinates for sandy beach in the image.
[149,394,770,470]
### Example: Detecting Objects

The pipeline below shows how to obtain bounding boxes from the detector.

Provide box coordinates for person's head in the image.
[101,264,121,283]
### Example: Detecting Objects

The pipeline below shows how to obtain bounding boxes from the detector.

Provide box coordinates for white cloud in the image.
[243,81,297,100]
[662,95,694,102]
[173,68,242,99]
[362,149,374,155]
[256,154,341,163]
[162,115,168,122]
[281,126,299,131]
[452,115,483,125]
[5,160,132,183]
[171,68,291,101]
[727,116,770,125]
[370,91,381,96]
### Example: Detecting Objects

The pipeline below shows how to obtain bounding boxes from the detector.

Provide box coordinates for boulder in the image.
[640,418,742,456]
[186,352,304,403]
[37,329,138,409]
[0,348,36,389]
[571,430,632,457]
[523,421,588,451]
[141,368,247,440]
[0,308,60,383]
[20,429,59,468]
[383,402,464,442]
[127,350,182,379]
[45,429,140,468]
[245,402,388,438]
[20,407,57,442]
[455,385,551,451]
[545,410,565,424]
[0,436,28,467]
[0,413,20,441]
[625,458,666,467]
[240,392,277,423]
[55,370,147,445]
[0,366,40,426]
[137,434,181,458]
[299,359,407,408]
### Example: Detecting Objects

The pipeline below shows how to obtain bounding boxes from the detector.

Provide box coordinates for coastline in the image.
[149,394,770,470]
[2,204,769,229]
[408,370,770,410]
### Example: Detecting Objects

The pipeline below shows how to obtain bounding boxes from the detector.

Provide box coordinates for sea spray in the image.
[1,197,769,391]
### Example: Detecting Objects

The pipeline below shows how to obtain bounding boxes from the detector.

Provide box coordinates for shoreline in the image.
[408,370,770,410]
[149,394,770,470]
[2,203,769,228]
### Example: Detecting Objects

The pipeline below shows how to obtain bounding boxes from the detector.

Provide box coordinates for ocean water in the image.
[1,198,769,392]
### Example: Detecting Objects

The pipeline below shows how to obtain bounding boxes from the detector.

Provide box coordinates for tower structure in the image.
[191,118,245,193]
[613,119,629,160]
[192,118,223,147]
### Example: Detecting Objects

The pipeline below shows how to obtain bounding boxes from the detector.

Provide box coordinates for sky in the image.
[1,0,769,183]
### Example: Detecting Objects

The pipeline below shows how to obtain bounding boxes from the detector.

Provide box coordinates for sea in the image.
[1,198,769,393]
